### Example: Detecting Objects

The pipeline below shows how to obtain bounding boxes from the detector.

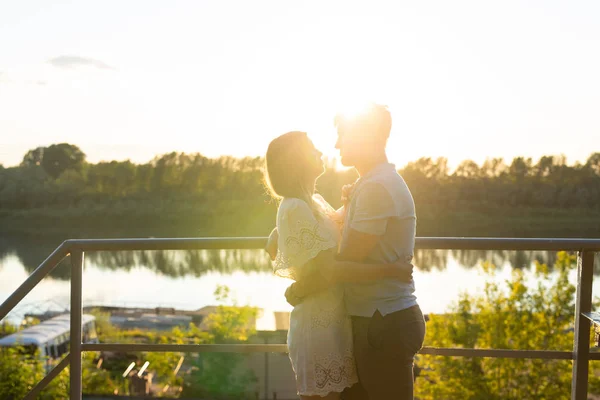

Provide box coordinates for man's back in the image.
[342,162,417,317]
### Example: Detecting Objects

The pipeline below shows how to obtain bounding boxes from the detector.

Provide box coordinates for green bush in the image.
[416,252,600,399]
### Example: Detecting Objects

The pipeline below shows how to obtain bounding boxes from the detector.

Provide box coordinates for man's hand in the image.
[284,282,304,307]
[393,260,414,283]
[265,228,278,261]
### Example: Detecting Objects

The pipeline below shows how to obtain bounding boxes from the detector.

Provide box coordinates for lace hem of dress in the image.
[295,351,358,396]
[298,381,357,397]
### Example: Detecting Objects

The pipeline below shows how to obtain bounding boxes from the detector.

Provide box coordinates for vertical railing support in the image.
[264,335,269,400]
[572,251,594,400]
[70,250,84,400]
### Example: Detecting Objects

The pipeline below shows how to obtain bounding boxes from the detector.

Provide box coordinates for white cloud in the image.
[48,56,114,70]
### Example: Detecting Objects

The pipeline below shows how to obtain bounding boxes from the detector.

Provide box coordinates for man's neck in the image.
[355,153,388,177]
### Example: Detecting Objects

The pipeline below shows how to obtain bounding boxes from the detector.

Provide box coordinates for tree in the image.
[480,158,507,178]
[454,160,481,178]
[41,143,86,179]
[586,153,600,176]
[181,285,259,399]
[508,157,532,180]
[0,346,72,399]
[415,252,600,399]
[21,146,45,167]
[0,321,17,338]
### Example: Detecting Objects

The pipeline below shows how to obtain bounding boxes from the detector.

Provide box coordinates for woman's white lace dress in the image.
[274,195,358,396]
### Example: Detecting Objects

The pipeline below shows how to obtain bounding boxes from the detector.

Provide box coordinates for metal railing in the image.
[1,237,600,400]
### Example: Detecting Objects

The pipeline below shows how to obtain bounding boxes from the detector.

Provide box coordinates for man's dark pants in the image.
[342,305,426,400]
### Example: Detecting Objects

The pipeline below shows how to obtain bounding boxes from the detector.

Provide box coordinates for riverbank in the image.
[1,204,600,239]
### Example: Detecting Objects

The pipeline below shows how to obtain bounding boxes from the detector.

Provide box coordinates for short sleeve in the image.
[350,182,397,236]
[273,199,337,280]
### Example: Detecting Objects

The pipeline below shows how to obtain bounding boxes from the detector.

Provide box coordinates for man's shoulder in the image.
[358,170,415,219]
[366,170,410,197]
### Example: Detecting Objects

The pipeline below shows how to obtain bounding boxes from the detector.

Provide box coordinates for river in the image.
[1,237,598,327]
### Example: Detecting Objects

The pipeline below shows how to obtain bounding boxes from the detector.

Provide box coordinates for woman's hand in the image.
[391,260,414,283]
[284,282,304,307]
[341,183,356,208]
[265,228,278,261]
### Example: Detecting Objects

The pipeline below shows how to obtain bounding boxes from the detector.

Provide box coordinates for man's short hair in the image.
[334,103,392,142]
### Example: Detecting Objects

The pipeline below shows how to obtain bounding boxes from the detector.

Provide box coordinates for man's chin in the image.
[339,157,354,167]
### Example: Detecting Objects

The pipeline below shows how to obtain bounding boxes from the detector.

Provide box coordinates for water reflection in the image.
[416,249,563,271]
[413,249,564,272]
[88,248,273,277]
[1,236,599,280]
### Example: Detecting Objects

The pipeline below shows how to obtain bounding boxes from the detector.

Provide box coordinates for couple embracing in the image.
[265,103,425,400]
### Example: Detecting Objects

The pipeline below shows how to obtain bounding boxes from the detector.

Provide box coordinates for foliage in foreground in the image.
[0,286,258,399]
[416,252,600,399]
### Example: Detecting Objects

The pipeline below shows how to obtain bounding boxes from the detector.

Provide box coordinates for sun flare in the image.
[334,99,375,120]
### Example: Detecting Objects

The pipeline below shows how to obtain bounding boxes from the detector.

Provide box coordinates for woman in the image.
[264,131,412,399]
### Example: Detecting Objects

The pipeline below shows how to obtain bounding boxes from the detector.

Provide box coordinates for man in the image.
[269,103,425,399]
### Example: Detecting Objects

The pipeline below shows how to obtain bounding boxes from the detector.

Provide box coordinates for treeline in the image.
[0,143,268,208]
[403,154,600,210]
[1,143,600,238]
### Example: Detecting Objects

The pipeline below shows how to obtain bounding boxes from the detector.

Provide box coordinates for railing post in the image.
[70,250,84,400]
[572,251,594,400]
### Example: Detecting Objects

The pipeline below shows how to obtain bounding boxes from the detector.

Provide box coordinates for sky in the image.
[1,0,599,169]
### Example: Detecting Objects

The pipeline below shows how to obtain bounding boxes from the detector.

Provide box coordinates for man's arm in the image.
[267,227,377,299]
[284,248,413,306]
[338,228,381,262]
[340,181,394,261]
[283,230,381,304]
[339,181,413,271]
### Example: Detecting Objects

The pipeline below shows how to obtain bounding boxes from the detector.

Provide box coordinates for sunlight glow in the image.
[0,2,598,167]
[334,100,376,122]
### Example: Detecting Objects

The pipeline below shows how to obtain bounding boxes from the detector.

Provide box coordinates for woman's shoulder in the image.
[277,197,312,219]
[278,195,336,222]
[279,197,309,209]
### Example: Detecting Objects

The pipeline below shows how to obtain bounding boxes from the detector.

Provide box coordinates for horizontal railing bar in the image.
[24,353,70,400]
[82,343,289,353]
[83,343,578,360]
[0,241,69,321]
[420,347,574,360]
[65,237,600,252]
